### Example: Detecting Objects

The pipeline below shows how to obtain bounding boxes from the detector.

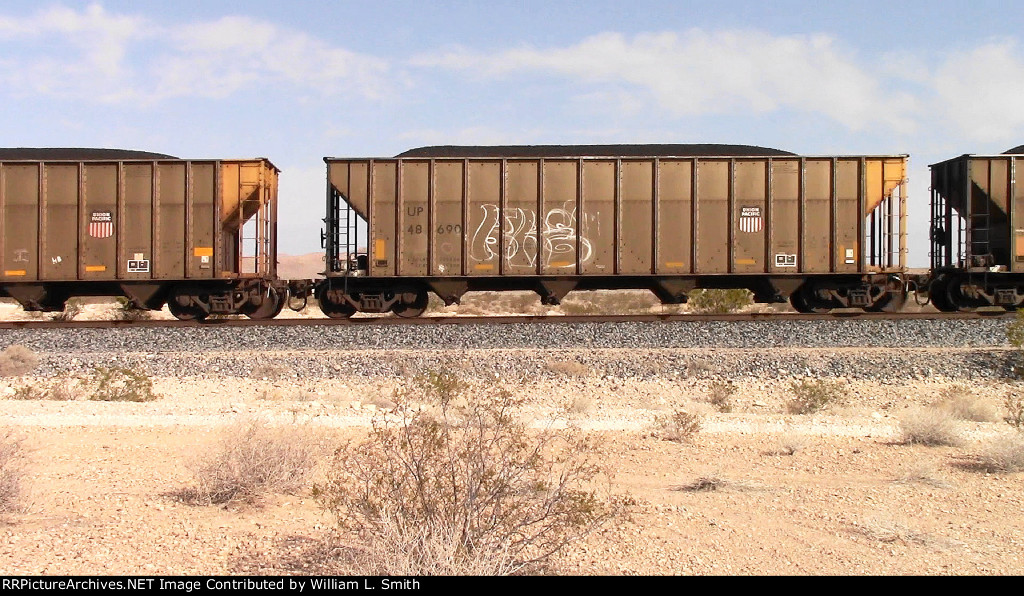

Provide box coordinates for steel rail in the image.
[0,309,1013,330]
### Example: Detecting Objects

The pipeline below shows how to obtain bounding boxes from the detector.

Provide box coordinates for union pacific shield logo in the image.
[89,211,113,238]
[739,206,763,233]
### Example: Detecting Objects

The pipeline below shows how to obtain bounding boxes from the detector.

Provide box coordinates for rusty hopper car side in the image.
[0,154,292,319]
[929,149,1024,311]
[319,146,908,317]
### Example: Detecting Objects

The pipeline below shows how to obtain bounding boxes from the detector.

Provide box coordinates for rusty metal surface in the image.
[326,154,908,280]
[0,158,279,285]
[930,153,1024,272]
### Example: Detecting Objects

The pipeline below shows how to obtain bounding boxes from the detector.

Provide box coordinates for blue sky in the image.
[2,1,1023,265]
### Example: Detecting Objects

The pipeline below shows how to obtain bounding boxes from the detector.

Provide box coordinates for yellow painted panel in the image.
[4,270,27,276]
[85,265,107,272]
[193,247,214,257]
[474,264,494,271]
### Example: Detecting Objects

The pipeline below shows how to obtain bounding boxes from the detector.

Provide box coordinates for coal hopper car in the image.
[317,145,909,317]
[928,147,1024,311]
[0,149,297,320]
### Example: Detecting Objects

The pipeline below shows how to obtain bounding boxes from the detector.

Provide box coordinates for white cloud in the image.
[930,40,1024,143]
[414,30,920,133]
[397,126,548,147]
[0,4,390,104]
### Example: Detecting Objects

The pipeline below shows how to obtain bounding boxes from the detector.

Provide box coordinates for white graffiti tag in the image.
[470,203,593,268]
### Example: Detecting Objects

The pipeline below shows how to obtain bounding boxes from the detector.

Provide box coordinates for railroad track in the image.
[0,309,1014,330]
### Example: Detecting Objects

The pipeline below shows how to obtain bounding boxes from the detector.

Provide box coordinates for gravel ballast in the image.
[0,318,1017,381]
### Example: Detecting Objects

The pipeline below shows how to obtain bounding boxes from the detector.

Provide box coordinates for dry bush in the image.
[1005,392,1024,431]
[673,474,758,493]
[115,297,151,321]
[856,515,932,546]
[653,409,702,443]
[977,434,1024,473]
[546,359,590,378]
[316,370,620,576]
[187,419,321,506]
[458,292,540,315]
[567,396,595,415]
[766,432,807,456]
[707,381,736,413]
[88,367,157,402]
[677,475,726,492]
[899,407,962,446]
[687,289,753,314]
[893,462,952,488]
[10,378,78,401]
[0,345,39,377]
[251,363,290,381]
[785,378,844,415]
[933,385,998,422]
[424,293,448,315]
[366,394,397,410]
[0,428,26,513]
[51,299,82,322]
[559,291,662,315]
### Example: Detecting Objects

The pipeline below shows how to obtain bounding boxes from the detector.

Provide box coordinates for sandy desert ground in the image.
[0,292,1021,575]
[1,346,1023,575]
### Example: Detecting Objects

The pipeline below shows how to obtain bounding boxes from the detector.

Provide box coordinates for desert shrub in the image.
[899,407,962,446]
[687,289,753,314]
[679,475,726,492]
[1007,310,1024,349]
[567,396,595,415]
[559,291,660,315]
[0,429,26,513]
[933,385,998,422]
[1005,392,1024,431]
[10,378,78,401]
[785,378,843,414]
[977,434,1024,472]
[546,360,590,377]
[187,419,320,505]
[767,432,807,456]
[316,371,619,576]
[0,345,39,377]
[52,299,83,322]
[424,293,448,315]
[115,297,151,321]
[88,367,157,402]
[251,363,290,380]
[707,381,736,413]
[653,409,702,443]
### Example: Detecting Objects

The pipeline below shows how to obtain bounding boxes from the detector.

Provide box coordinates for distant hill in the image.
[277,253,326,279]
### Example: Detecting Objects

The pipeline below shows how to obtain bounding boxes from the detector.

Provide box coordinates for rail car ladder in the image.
[323,187,358,275]
[967,164,993,270]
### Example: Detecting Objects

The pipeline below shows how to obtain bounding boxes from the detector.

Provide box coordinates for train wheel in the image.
[244,287,284,320]
[945,281,988,312]
[320,297,356,319]
[929,279,957,312]
[392,289,429,318]
[789,290,813,313]
[167,299,207,321]
[790,284,834,313]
